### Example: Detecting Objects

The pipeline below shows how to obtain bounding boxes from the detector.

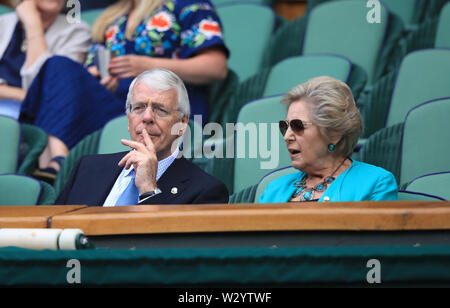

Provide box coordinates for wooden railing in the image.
[1,201,449,236]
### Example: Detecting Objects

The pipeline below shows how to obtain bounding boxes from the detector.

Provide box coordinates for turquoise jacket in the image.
[258,160,398,203]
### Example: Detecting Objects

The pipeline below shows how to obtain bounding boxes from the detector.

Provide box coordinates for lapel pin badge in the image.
[171,187,178,195]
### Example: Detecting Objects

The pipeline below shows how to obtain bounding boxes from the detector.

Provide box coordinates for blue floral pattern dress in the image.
[20,0,227,149]
[85,0,228,121]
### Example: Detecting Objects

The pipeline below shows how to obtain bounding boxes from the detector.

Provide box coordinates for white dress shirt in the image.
[103,149,179,207]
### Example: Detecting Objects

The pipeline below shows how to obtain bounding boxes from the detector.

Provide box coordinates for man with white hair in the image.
[56,69,229,206]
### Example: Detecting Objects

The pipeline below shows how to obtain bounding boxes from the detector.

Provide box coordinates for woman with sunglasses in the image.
[259,76,398,203]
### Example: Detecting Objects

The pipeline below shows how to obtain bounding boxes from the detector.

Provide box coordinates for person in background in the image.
[0,0,13,7]
[19,0,228,181]
[0,0,91,119]
[56,68,229,206]
[259,76,398,203]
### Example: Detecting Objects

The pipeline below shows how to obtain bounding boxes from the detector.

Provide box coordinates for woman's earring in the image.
[328,144,335,152]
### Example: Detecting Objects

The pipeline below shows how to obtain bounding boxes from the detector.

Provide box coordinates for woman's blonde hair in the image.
[282,76,363,158]
[91,0,165,42]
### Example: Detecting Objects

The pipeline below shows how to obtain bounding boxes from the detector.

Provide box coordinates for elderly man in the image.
[55,69,229,206]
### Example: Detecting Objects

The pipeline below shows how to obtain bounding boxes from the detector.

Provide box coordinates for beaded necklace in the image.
[292,158,348,201]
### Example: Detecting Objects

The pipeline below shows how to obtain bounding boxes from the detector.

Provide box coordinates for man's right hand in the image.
[118,129,159,195]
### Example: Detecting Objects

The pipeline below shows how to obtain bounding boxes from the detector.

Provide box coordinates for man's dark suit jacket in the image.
[55,152,229,206]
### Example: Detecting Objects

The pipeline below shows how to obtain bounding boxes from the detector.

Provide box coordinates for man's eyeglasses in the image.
[128,102,177,118]
[279,119,313,136]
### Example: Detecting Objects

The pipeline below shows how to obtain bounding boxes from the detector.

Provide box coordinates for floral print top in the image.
[85,0,227,67]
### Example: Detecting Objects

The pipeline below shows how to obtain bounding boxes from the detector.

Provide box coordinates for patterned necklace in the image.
[292,158,348,201]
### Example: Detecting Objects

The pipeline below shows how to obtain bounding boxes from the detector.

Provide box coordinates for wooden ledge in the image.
[0,206,87,228]
[48,201,450,236]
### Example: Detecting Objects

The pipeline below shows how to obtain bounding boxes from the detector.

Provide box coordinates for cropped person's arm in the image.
[16,2,91,90]
[0,85,26,101]
[108,47,228,85]
[15,1,48,71]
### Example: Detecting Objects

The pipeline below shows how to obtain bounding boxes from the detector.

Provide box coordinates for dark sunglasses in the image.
[279,119,313,136]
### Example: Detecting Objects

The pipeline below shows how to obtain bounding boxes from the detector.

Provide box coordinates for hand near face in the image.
[16,0,41,28]
[109,55,148,79]
[118,129,158,194]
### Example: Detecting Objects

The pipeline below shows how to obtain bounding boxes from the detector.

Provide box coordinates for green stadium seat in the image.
[381,0,416,29]
[233,95,289,192]
[397,190,445,201]
[0,174,56,206]
[401,97,450,187]
[358,122,403,184]
[0,116,20,174]
[405,172,450,201]
[0,4,12,15]
[262,54,352,97]
[435,2,450,48]
[385,1,450,74]
[17,124,48,176]
[81,9,103,26]
[302,0,391,85]
[216,3,275,82]
[98,116,130,154]
[386,49,450,128]
[360,97,450,186]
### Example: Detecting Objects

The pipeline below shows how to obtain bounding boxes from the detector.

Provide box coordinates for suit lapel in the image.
[92,152,127,206]
[151,157,190,203]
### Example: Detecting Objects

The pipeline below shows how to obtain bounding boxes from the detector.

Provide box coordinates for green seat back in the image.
[397,191,444,201]
[0,4,12,15]
[0,116,20,173]
[435,3,450,48]
[254,166,298,202]
[406,172,450,201]
[217,3,275,82]
[303,0,388,84]
[17,124,48,176]
[381,0,415,28]
[233,95,291,192]
[263,54,352,96]
[401,97,450,186]
[386,49,450,127]
[81,9,103,26]
[0,174,42,206]
[98,116,130,154]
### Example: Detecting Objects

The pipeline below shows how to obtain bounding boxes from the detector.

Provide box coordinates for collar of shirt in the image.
[103,148,180,207]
